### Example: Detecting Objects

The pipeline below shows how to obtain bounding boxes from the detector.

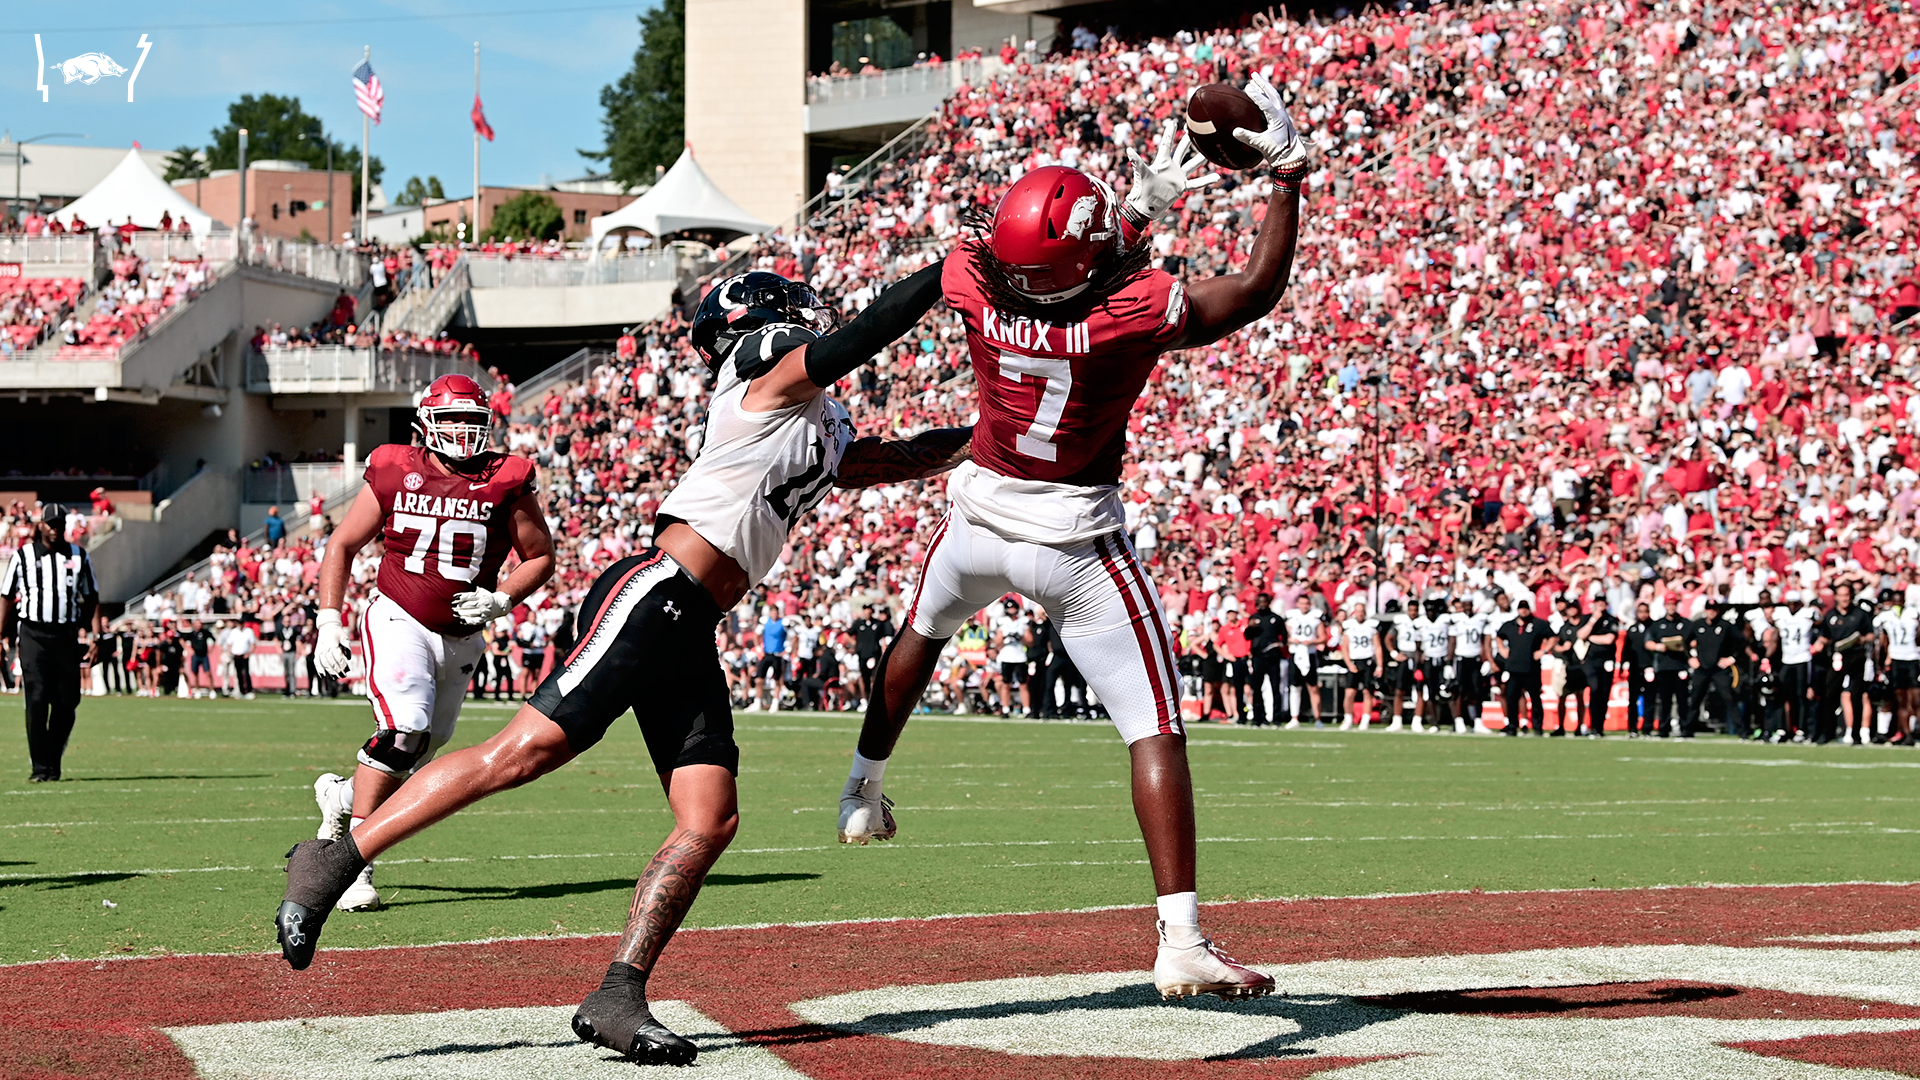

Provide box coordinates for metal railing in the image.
[509,346,608,420]
[806,60,981,105]
[237,237,369,287]
[242,462,358,505]
[712,109,943,281]
[466,252,680,288]
[0,234,103,265]
[123,232,237,264]
[43,261,234,362]
[390,255,468,336]
[246,344,495,395]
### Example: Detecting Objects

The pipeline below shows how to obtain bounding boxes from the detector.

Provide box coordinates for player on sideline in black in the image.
[272,265,971,1066]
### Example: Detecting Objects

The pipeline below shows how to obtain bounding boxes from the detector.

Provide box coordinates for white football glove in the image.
[451,589,512,626]
[1230,71,1311,185]
[1125,120,1220,224]
[314,609,352,679]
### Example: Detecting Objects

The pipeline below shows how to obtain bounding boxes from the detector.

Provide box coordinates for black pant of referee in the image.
[1,507,104,782]
[20,624,83,780]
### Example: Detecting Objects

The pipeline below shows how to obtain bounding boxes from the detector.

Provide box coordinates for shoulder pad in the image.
[733,322,821,382]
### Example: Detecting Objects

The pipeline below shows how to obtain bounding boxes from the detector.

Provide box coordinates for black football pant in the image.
[1579,668,1613,734]
[21,625,81,779]
[1628,668,1656,733]
[1650,670,1688,736]
[1778,661,1814,738]
[1502,670,1543,735]
[1822,656,1868,743]
[1690,666,1735,735]
[232,654,253,697]
[1249,655,1284,725]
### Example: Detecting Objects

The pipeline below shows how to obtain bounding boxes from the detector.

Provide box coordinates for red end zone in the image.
[2,883,1917,1079]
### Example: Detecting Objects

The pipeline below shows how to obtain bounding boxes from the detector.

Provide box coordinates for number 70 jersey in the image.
[945,254,1188,487]
[364,444,536,636]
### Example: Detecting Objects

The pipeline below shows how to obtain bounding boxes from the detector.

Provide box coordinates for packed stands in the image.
[0,277,84,356]
[69,1,1920,743]
[55,252,211,357]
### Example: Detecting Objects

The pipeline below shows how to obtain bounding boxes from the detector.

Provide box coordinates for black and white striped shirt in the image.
[1,539,99,626]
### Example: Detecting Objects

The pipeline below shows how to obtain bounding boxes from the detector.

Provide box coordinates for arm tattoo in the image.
[611,829,726,972]
[834,426,974,489]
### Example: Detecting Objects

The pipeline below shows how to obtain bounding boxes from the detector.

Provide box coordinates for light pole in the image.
[4,132,87,223]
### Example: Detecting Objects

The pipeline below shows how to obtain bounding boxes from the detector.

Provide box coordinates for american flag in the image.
[352,60,383,125]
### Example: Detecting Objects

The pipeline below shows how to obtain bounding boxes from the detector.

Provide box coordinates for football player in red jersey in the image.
[308,373,555,910]
[837,73,1309,1000]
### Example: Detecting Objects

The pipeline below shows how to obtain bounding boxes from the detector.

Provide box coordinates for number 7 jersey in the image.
[942,253,1187,543]
[364,444,536,636]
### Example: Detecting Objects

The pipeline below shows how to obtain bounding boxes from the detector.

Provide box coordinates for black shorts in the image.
[1384,659,1413,695]
[1891,659,1920,690]
[1563,664,1589,693]
[1347,663,1377,694]
[1201,656,1226,682]
[1419,659,1448,697]
[1001,661,1028,686]
[530,550,738,775]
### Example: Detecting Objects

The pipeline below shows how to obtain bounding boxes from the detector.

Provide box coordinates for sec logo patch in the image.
[403,472,425,491]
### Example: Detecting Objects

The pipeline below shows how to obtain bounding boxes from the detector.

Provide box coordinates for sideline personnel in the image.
[0,503,105,782]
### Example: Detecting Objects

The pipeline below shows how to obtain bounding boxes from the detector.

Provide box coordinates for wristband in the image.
[317,609,342,629]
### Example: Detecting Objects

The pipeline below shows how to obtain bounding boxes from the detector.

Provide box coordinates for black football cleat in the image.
[573,983,698,1066]
[276,837,367,970]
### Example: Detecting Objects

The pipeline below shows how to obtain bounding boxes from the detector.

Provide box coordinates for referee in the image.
[0,504,105,782]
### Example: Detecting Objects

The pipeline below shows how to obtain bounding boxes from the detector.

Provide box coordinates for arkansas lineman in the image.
[308,373,555,910]
[836,73,1308,1001]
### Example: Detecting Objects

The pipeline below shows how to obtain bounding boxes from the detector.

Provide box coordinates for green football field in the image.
[2,695,1917,965]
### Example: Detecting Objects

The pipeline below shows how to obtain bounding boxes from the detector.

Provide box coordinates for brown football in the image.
[1185,83,1268,171]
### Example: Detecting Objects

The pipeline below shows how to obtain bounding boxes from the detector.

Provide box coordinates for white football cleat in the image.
[1282,718,1300,730]
[1385,718,1403,732]
[336,863,382,911]
[314,773,354,842]
[838,777,896,845]
[1154,921,1275,1000]
[1453,717,1467,734]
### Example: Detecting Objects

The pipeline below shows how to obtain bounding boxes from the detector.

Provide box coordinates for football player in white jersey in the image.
[1338,599,1379,730]
[1381,599,1419,730]
[1449,595,1490,732]
[1414,597,1454,733]
[1283,593,1328,727]
[1875,595,1919,746]
[273,268,971,1065]
[1772,591,1820,743]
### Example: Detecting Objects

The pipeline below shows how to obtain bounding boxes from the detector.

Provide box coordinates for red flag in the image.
[472,96,495,141]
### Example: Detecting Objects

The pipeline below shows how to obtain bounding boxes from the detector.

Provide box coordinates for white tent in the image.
[589,147,770,252]
[50,147,220,235]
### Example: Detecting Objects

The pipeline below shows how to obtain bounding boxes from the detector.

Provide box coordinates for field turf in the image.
[3,695,1917,965]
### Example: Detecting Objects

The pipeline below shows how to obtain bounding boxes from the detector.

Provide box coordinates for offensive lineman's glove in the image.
[1124,120,1220,226]
[452,589,513,626]
[314,609,352,679]
[1230,71,1311,189]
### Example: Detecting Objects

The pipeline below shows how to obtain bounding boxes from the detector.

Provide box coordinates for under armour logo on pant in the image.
[663,600,681,621]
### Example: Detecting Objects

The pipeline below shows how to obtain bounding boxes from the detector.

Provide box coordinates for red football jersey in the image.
[945,255,1188,487]
[363,444,536,636]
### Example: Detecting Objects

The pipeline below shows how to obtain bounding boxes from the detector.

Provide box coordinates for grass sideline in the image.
[1,695,1917,964]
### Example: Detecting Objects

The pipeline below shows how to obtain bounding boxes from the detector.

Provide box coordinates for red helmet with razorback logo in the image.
[414,374,493,461]
[988,165,1121,304]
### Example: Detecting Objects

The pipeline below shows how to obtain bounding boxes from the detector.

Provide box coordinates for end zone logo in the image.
[3,884,1918,1079]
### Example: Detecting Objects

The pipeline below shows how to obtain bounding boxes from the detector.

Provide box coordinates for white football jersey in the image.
[1416,615,1452,659]
[1774,607,1818,665]
[1878,606,1920,661]
[1389,613,1419,656]
[657,380,853,584]
[1342,617,1378,660]
[1451,612,1486,658]
[1284,608,1325,649]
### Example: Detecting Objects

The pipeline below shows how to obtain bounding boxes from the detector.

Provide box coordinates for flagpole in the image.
[473,42,481,244]
[359,45,371,242]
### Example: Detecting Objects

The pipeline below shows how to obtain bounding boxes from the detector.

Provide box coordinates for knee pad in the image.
[358,729,429,776]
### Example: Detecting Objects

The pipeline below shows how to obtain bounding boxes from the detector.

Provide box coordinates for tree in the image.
[393,175,447,206]
[204,94,382,210]
[585,0,683,189]
[483,190,564,241]
[162,145,207,183]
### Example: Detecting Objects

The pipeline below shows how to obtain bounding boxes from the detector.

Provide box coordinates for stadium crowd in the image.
[50,0,1920,745]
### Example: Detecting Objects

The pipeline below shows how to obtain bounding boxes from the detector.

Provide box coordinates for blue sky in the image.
[9,1,658,193]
